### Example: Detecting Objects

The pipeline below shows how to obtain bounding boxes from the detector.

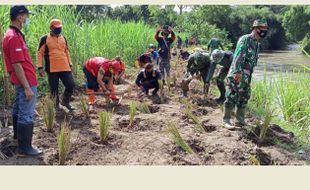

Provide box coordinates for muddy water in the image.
[253,44,310,80]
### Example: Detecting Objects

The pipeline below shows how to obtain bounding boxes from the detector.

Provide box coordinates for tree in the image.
[283,5,310,42]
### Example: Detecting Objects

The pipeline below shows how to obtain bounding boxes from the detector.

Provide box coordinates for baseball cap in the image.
[10,5,33,17]
[50,19,62,28]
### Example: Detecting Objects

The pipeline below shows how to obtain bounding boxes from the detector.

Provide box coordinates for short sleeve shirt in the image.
[2,26,38,86]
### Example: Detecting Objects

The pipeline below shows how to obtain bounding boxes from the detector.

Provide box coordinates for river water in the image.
[253,44,310,80]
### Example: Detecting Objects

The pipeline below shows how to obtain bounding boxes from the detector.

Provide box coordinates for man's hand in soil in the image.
[39,68,45,77]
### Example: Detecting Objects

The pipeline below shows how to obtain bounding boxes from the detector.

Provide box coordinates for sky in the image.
[109,5,192,13]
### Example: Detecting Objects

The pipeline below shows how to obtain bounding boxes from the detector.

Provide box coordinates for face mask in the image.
[257,29,268,38]
[52,28,62,35]
[23,17,30,30]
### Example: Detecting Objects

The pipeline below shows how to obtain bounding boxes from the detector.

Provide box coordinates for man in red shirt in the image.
[2,5,42,157]
[83,57,122,106]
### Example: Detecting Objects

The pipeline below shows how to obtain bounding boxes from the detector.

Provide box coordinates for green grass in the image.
[99,111,112,141]
[139,102,151,114]
[129,101,137,127]
[166,122,193,154]
[0,5,157,96]
[41,96,56,132]
[79,95,89,117]
[249,63,310,145]
[57,119,71,165]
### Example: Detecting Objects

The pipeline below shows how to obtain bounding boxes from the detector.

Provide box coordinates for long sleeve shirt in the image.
[227,33,260,80]
[135,68,161,86]
[206,51,234,83]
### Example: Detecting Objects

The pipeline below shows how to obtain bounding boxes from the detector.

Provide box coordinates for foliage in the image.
[58,119,71,165]
[99,111,112,141]
[41,96,56,132]
[166,122,193,154]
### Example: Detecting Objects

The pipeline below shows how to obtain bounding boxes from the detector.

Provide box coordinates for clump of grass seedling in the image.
[129,101,137,127]
[99,111,112,141]
[57,119,71,165]
[79,95,89,117]
[166,122,193,154]
[139,102,151,114]
[259,103,275,141]
[41,96,56,132]
[183,107,204,132]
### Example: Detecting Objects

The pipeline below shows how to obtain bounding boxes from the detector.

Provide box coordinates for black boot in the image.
[17,123,43,157]
[13,115,18,140]
[61,92,75,111]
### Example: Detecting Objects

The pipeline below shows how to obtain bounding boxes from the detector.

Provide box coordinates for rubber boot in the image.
[223,106,235,130]
[109,84,120,101]
[235,107,247,127]
[86,88,95,105]
[216,81,226,103]
[17,123,43,157]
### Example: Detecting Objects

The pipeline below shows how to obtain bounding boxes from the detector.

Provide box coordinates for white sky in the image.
[109,5,192,13]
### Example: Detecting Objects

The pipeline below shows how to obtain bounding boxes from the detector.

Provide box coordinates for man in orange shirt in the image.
[37,19,75,110]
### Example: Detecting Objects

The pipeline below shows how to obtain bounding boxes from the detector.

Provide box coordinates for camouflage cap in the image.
[252,19,268,28]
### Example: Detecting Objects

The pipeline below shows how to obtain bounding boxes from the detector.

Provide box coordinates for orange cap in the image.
[50,19,62,28]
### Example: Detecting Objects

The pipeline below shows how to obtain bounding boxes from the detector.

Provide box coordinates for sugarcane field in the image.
[1,5,310,165]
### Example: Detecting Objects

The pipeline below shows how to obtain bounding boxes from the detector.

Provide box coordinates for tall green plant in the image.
[99,111,112,141]
[41,96,56,132]
[58,119,71,165]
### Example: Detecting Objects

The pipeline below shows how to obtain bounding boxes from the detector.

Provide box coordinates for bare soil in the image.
[0,58,308,165]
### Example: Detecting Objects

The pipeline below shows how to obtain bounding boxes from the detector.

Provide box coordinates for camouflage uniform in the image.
[206,51,234,99]
[224,33,260,109]
[181,51,211,96]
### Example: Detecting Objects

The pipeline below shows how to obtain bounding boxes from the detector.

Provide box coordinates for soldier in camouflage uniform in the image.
[181,50,211,97]
[207,36,224,53]
[205,49,234,103]
[223,19,268,130]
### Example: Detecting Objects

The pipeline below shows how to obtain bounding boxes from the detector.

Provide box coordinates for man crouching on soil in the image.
[83,57,122,108]
[135,63,161,96]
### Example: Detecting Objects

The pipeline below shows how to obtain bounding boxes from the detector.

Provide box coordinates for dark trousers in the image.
[83,66,99,91]
[143,81,159,94]
[48,71,75,105]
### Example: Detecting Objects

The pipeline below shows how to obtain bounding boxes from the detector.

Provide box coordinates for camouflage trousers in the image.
[216,66,229,87]
[224,73,252,109]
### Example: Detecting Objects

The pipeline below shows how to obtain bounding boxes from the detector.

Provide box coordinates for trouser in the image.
[48,71,75,105]
[216,66,230,98]
[159,58,171,80]
[224,74,252,109]
[142,81,159,94]
[12,86,37,125]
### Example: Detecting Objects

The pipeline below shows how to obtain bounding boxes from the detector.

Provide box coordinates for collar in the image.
[9,25,25,41]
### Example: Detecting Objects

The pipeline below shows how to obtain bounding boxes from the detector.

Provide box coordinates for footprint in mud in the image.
[90,133,123,148]
[114,117,150,132]
[193,108,208,116]
[201,121,217,133]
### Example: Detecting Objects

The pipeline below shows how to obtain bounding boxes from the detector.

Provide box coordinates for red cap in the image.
[50,19,62,28]
[112,60,121,73]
